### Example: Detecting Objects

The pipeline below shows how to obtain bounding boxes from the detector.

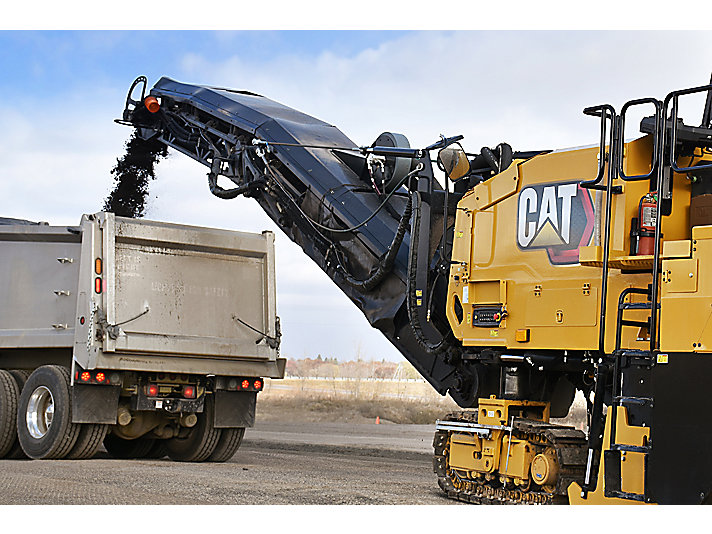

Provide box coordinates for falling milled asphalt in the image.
[0,421,460,505]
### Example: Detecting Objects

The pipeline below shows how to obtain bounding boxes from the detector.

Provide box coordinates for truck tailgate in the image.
[103,215,277,361]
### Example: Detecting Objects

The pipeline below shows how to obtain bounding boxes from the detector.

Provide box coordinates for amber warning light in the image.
[144,96,160,113]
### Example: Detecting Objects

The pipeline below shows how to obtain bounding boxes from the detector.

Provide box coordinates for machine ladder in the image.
[579,80,712,501]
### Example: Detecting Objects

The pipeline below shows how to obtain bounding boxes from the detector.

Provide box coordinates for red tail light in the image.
[253,380,262,390]
[147,384,158,397]
[182,386,196,399]
[81,371,91,382]
[96,372,106,383]
[241,380,250,389]
[94,277,102,294]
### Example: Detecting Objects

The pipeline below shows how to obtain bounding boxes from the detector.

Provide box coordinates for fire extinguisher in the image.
[637,192,658,256]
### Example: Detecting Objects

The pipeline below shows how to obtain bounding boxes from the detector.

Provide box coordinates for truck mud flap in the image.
[213,391,256,428]
[72,384,120,424]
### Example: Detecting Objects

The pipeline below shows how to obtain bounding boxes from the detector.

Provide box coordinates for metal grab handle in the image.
[666,83,712,173]
[581,105,618,191]
[618,97,662,181]
[122,75,148,121]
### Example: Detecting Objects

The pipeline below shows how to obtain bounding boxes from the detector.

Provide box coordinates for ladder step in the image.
[612,349,653,358]
[605,489,647,502]
[614,395,653,406]
[603,449,649,502]
[620,302,658,310]
[611,443,651,454]
[620,319,649,328]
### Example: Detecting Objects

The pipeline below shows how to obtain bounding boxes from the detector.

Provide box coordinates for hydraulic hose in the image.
[343,194,412,292]
[207,172,254,199]
[406,191,453,355]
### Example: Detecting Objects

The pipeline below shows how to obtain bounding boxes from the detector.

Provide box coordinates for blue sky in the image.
[0,31,406,102]
[2,30,712,362]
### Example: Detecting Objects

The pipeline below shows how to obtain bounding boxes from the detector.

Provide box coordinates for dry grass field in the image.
[257,378,460,424]
[256,377,588,429]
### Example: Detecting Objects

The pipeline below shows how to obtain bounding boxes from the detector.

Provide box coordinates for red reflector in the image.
[94,277,102,294]
[253,380,262,390]
[81,371,91,382]
[96,372,105,383]
[183,386,196,399]
[144,96,160,113]
[241,379,250,389]
[147,384,158,396]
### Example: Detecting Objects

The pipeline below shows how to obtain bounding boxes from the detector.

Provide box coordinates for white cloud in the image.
[0,104,125,222]
[180,31,712,151]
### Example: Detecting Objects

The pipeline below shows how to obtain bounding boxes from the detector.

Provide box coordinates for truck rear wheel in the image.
[166,396,220,462]
[16,365,80,459]
[145,440,168,459]
[5,371,31,459]
[0,369,21,458]
[207,427,245,462]
[66,423,108,460]
[103,434,156,459]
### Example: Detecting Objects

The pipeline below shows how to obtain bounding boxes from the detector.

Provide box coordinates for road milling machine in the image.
[119,75,712,504]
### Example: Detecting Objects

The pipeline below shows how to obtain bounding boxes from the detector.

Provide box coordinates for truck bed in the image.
[0,213,283,378]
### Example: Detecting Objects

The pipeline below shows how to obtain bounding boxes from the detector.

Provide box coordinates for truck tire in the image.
[8,370,30,388]
[166,396,220,462]
[0,369,21,458]
[207,427,245,462]
[4,370,30,459]
[66,424,108,460]
[17,366,81,459]
[103,434,156,459]
[145,440,168,459]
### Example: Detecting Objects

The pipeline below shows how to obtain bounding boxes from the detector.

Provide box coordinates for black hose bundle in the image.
[406,192,453,355]
[207,172,254,199]
[343,194,412,292]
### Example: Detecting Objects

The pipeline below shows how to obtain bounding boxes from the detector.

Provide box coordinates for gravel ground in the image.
[0,421,458,505]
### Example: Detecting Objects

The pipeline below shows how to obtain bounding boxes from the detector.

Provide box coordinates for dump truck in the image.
[114,74,712,503]
[0,212,283,461]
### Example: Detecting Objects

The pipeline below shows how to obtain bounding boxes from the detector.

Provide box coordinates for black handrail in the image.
[581,105,617,191]
[618,98,662,181]
[667,83,712,174]
[614,287,653,353]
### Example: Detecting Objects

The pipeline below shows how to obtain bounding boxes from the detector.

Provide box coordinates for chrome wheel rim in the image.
[26,386,54,439]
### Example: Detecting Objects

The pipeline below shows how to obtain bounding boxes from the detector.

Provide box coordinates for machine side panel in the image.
[448,142,672,352]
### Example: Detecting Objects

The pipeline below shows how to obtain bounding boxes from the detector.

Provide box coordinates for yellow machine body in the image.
[448,397,551,487]
[446,134,706,354]
[443,133,712,504]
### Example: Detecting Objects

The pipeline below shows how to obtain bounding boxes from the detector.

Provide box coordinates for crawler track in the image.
[433,411,587,505]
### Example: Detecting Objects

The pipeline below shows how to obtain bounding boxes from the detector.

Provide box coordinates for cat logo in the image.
[516,181,595,265]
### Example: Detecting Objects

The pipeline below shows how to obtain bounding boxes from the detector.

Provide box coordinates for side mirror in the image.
[438,145,470,181]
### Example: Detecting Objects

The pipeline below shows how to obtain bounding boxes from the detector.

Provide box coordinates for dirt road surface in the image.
[0,421,458,505]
